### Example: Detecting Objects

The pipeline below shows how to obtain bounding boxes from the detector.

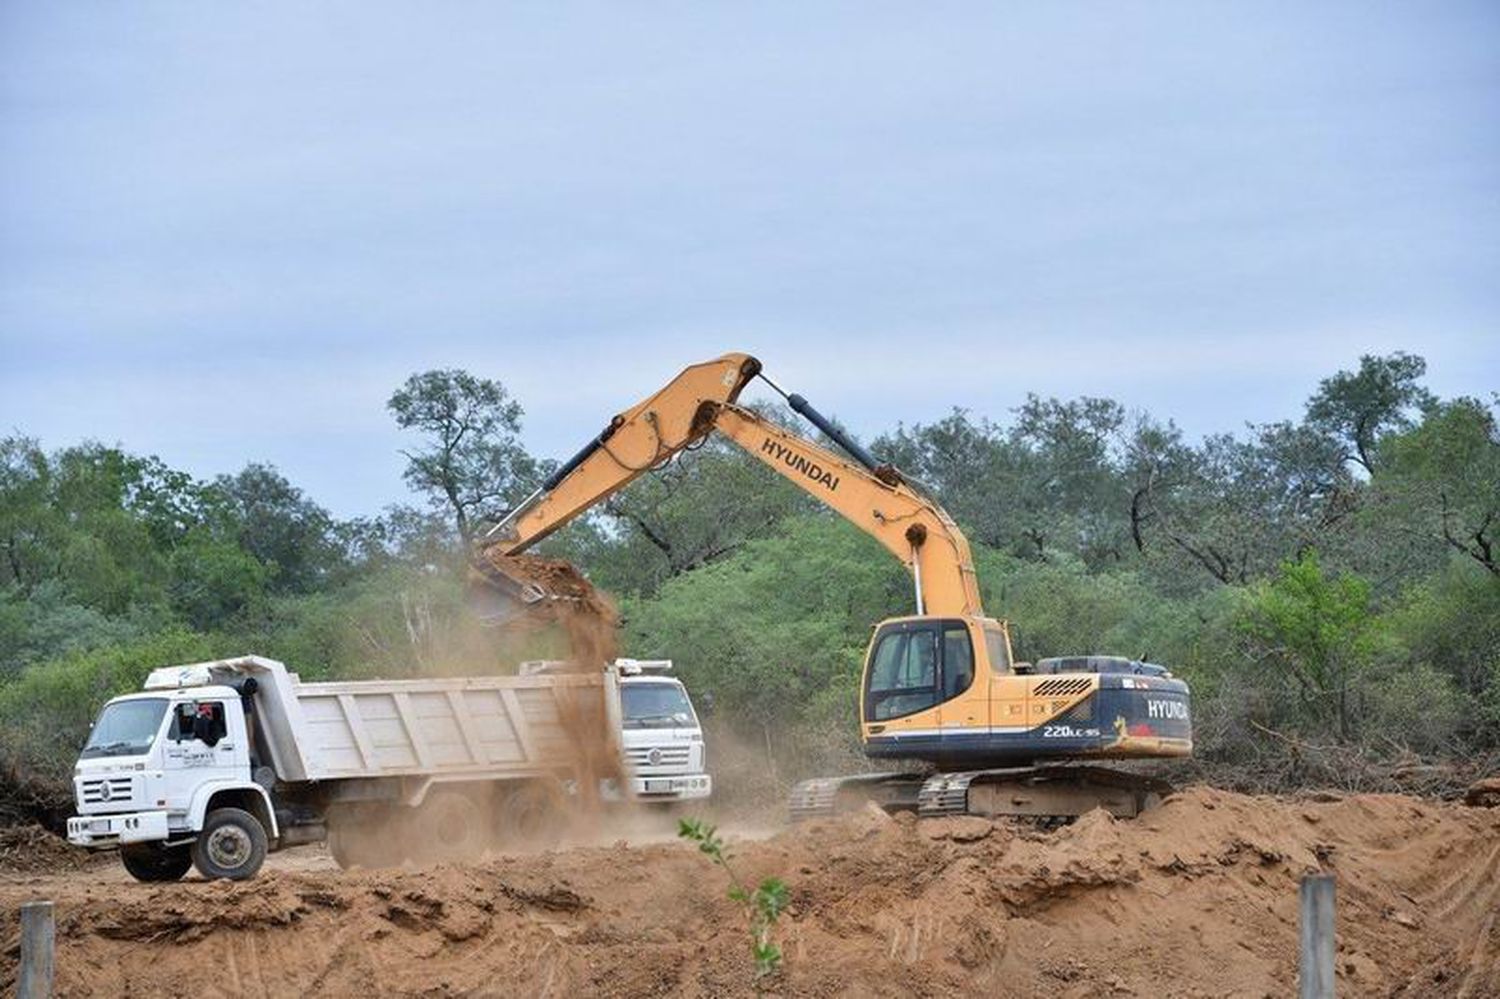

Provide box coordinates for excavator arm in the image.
[475,352,983,621]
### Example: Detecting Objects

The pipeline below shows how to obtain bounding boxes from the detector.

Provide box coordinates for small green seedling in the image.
[678,817,790,980]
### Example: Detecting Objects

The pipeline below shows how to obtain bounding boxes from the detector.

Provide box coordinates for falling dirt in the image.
[4,787,1498,997]
[471,550,622,667]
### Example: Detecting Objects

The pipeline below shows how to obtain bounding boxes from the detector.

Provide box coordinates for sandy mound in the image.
[2,787,1497,997]
[0,827,101,875]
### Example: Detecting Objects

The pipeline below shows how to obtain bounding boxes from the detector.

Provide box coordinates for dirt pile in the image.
[0,759,72,834]
[4,786,1497,996]
[0,827,101,875]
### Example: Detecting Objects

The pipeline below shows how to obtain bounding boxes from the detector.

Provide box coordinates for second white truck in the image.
[522,659,712,804]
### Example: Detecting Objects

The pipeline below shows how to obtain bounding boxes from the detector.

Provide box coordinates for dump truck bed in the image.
[143,656,621,784]
[291,673,617,779]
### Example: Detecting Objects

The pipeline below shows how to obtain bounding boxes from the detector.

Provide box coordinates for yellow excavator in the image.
[473,352,1192,820]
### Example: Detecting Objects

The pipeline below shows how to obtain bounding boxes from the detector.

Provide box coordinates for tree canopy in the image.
[2,351,1497,797]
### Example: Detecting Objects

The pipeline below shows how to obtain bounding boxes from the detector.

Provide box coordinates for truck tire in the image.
[416,790,486,863]
[192,807,268,880]
[327,805,408,870]
[120,842,193,882]
[500,780,568,849]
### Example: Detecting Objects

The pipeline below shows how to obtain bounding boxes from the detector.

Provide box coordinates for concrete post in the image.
[1299,873,1335,999]
[17,900,55,999]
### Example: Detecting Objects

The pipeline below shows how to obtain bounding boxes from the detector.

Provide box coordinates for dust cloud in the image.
[324,551,640,869]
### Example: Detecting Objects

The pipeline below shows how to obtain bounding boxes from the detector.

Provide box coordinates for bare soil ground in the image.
[2,786,1498,998]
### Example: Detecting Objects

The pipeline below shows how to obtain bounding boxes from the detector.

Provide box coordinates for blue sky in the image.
[3,2,1496,517]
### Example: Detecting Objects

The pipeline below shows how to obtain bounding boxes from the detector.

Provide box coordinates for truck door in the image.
[164,700,245,785]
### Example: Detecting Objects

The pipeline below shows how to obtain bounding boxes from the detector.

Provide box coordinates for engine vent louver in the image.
[1032,677,1093,698]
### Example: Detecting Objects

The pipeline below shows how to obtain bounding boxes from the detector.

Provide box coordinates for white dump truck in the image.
[66,655,624,881]
[522,658,712,804]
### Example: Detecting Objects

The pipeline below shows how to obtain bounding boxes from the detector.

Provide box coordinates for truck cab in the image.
[518,657,713,803]
[67,665,278,882]
[615,660,712,803]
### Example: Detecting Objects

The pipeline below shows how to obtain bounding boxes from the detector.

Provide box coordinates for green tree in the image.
[0,436,58,594]
[166,527,270,629]
[1237,551,1394,740]
[1376,398,1500,577]
[623,515,908,736]
[1009,394,1129,563]
[214,463,345,592]
[1306,352,1435,473]
[388,369,544,544]
[1387,561,1500,741]
[1152,422,1351,587]
[585,437,812,596]
[876,409,1020,551]
[1120,413,1194,557]
[876,404,1127,564]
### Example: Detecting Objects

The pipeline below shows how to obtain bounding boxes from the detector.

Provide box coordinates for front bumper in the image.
[67,809,170,849]
[631,773,712,800]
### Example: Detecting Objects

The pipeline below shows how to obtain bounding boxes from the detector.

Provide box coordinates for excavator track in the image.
[788,772,925,821]
[791,766,1171,823]
[918,765,1171,819]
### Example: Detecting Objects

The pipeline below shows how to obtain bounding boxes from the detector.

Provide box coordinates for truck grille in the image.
[626,745,692,770]
[80,776,135,806]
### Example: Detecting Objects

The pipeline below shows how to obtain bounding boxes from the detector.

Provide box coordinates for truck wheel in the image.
[192,807,268,880]
[327,804,409,870]
[120,842,193,882]
[418,790,486,862]
[501,780,567,849]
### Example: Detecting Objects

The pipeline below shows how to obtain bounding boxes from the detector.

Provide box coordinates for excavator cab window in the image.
[867,625,939,721]
[942,625,974,700]
[865,620,975,721]
[983,626,1011,674]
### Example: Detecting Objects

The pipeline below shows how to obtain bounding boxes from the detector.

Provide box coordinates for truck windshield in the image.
[80,698,168,758]
[621,684,697,729]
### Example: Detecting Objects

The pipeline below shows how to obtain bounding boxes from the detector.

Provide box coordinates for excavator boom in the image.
[476,352,981,621]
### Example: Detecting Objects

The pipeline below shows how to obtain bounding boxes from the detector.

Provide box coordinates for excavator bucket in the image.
[467,548,608,631]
